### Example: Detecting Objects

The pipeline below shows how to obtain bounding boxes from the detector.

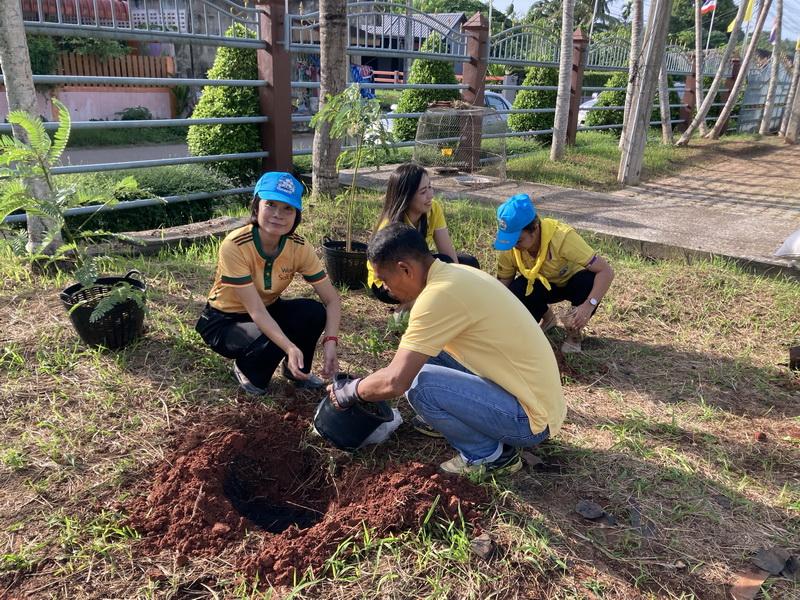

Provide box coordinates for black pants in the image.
[370,252,481,305]
[195,298,326,389]
[509,269,596,322]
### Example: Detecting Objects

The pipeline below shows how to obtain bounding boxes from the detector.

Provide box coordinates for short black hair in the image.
[522,215,540,233]
[368,223,431,267]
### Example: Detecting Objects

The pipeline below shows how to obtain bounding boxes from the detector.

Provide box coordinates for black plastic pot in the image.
[321,239,368,290]
[60,270,146,350]
[313,382,394,452]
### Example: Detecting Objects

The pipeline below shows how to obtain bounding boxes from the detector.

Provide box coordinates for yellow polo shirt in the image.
[399,260,565,435]
[497,218,596,287]
[207,224,327,313]
[367,199,447,289]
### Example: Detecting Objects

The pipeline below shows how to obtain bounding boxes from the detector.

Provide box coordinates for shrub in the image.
[187,23,261,186]
[584,71,627,134]
[585,72,681,135]
[27,35,58,75]
[393,34,461,142]
[116,106,153,120]
[62,165,243,232]
[507,67,558,143]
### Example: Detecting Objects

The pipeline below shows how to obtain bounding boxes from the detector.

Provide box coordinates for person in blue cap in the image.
[195,172,342,394]
[494,194,614,353]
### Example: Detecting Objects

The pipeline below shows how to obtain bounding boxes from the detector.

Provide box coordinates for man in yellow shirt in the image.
[495,194,614,353]
[327,223,564,476]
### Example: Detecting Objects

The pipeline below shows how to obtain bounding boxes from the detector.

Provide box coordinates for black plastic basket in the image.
[60,270,147,350]
[321,240,368,290]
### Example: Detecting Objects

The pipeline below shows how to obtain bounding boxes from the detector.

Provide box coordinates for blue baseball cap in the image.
[254,172,304,212]
[494,194,537,251]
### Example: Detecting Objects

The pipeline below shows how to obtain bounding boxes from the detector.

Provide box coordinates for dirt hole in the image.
[127,405,488,586]
[223,456,324,533]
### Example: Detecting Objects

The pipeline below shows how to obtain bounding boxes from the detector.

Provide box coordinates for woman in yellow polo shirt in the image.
[494,194,614,354]
[195,172,341,394]
[368,162,479,304]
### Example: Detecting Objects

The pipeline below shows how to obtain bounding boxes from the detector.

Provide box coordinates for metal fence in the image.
[5,0,786,224]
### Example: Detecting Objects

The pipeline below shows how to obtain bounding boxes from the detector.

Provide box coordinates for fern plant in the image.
[0,100,147,321]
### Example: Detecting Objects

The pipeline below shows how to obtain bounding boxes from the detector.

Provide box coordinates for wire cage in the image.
[413,102,507,188]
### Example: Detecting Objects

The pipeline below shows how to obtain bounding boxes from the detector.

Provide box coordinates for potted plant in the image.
[0,100,148,350]
[311,84,395,289]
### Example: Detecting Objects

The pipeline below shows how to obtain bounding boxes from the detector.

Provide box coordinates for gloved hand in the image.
[331,376,362,411]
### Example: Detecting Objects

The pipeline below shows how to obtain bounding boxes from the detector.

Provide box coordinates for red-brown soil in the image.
[126,404,487,586]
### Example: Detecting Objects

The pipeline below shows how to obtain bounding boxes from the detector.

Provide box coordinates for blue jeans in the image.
[405,352,550,464]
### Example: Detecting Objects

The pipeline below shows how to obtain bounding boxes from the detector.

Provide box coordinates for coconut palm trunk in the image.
[618,0,674,185]
[550,0,575,161]
[0,0,62,255]
[759,0,782,135]
[620,0,643,149]
[312,0,348,198]
[786,70,800,143]
[780,42,800,136]
[695,0,708,135]
[708,0,773,139]
[675,0,749,145]
[658,61,673,144]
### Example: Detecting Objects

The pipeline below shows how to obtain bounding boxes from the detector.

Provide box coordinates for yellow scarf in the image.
[512,218,557,296]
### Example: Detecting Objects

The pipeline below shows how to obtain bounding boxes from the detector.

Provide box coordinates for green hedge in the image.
[62,165,244,232]
[187,23,261,186]
[393,34,461,142]
[507,67,558,143]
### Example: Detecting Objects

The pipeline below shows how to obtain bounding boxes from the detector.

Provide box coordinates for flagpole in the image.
[705,4,716,51]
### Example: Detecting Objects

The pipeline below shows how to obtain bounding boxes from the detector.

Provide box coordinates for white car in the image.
[578,93,599,125]
[381,91,513,132]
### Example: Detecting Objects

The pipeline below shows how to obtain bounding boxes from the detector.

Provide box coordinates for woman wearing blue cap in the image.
[494,194,614,353]
[195,172,341,394]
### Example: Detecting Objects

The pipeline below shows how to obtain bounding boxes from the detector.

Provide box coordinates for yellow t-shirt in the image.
[207,224,327,313]
[367,199,447,289]
[497,218,596,287]
[399,260,565,435]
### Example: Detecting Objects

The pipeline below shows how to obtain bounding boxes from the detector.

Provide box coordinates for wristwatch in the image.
[589,297,599,307]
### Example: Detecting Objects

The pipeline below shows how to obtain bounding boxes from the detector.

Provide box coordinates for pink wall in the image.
[0,86,174,122]
[0,86,53,121]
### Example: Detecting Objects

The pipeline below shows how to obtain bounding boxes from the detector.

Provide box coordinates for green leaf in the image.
[75,258,100,288]
[89,283,146,323]
[46,100,71,164]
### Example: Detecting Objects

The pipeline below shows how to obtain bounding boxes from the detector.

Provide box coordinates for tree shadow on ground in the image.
[555,334,799,420]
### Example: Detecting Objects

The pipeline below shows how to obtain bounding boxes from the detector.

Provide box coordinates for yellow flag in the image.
[727,0,755,33]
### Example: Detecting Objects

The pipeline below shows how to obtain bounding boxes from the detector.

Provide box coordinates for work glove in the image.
[331,375,362,411]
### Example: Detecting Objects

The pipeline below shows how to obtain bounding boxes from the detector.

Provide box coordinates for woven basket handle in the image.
[123,269,143,283]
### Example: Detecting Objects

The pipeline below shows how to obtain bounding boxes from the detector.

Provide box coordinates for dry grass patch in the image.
[0,205,798,599]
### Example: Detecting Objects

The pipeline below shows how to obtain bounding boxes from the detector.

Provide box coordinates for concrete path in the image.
[347,139,800,277]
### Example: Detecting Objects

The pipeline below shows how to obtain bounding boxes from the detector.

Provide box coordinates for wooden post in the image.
[460,12,489,173]
[567,27,588,145]
[618,0,673,185]
[679,65,696,132]
[257,0,292,173]
[461,12,489,107]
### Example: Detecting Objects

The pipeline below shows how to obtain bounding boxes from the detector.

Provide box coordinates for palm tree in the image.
[675,0,749,145]
[619,0,642,149]
[312,0,348,197]
[708,0,773,139]
[694,0,708,135]
[759,0,782,134]
[550,0,575,160]
[0,0,62,254]
[780,43,800,136]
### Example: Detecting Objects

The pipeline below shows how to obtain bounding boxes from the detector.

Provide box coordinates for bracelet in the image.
[322,335,339,346]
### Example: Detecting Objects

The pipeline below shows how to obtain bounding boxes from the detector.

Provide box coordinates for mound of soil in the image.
[126,404,487,586]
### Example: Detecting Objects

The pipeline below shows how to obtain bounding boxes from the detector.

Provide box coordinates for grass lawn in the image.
[0,196,798,599]
[67,126,188,148]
